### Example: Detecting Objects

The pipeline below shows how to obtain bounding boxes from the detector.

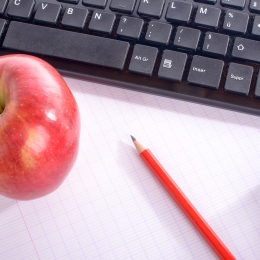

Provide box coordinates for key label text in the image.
[193,67,206,73]
[231,74,243,81]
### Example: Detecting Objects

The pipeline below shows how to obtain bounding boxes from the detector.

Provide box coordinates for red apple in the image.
[0,54,80,200]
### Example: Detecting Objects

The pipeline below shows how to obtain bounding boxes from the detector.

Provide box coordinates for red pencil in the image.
[131,136,236,260]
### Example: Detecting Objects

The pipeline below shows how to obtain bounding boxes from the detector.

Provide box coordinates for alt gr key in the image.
[129,44,158,76]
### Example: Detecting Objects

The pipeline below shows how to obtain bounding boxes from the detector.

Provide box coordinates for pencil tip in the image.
[130,135,136,142]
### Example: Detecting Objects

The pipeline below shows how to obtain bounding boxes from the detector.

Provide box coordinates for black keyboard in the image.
[1,0,260,115]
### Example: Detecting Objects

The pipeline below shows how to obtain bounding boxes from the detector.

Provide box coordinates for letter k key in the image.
[138,0,165,18]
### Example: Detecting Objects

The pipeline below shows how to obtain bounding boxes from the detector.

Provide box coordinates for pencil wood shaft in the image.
[131,136,236,260]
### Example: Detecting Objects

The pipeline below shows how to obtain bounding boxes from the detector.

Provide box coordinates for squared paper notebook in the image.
[0,77,260,260]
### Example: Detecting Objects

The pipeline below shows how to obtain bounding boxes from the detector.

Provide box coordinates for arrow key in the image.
[252,15,260,37]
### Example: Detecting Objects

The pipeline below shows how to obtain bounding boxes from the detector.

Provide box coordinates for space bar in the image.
[3,21,130,70]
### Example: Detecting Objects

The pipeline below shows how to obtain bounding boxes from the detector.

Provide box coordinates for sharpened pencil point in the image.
[130,135,136,142]
[131,136,146,153]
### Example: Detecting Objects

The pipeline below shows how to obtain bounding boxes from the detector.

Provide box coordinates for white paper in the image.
[0,77,259,259]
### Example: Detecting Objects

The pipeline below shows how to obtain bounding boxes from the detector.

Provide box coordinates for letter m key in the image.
[200,7,207,14]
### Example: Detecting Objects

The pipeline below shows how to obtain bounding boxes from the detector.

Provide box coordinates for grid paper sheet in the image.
[1,77,260,260]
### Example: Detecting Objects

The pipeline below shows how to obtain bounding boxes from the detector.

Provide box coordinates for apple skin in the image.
[0,54,80,200]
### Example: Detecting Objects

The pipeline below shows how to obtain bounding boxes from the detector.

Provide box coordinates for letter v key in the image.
[42,3,48,9]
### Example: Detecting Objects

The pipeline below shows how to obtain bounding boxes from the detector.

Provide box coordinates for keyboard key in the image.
[145,21,172,45]
[89,11,115,34]
[138,0,165,18]
[224,63,253,95]
[221,0,245,10]
[194,5,221,29]
[61,7,88,29]
[188,55,224,89]
[158,50,187,82]
[173,26,201,51]
[0,0,8,14]
[0,18,6,39]
[34,3,62,25]
[232,37,260,63]
[82,0,107,9]
[251,16,260,37]
[254,72,260,97]
[3,21,130,70]
[194,0,216,4]
[129,44,158,76]
[165,1,192,23]
[7,0,35,19]
[57,0,79,4]
[249,0,260,13]
[117,16,143,40]
[223,11,249,34]
[110,0,136,14]
[202,32,229,56]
